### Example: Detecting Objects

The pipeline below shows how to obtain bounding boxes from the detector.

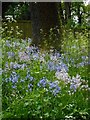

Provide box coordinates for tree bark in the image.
[59,2,65,25]
[30,2,62,49]
[64,2,71,24]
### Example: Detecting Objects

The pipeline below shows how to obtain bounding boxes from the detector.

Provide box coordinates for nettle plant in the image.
[1,21,90,119]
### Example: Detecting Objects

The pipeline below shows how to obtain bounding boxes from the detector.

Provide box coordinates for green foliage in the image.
[40,27,62,50]
[1,20,90,119]
[5,3,30,20]
[61,29,89,79]
[1,18,23,39]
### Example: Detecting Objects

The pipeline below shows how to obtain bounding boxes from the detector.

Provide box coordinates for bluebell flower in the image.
[50,54,57,61]
[53,86,61,96]
[30,76,34,81]
[6,40,11,47]
[70,58,75,65]
[26,90,28,92]
[5,78,9,83]
[70,84,77,92]
[33,53,39,60]
[12,71,17,76]
[19,51,30,61]
[13,63,21,69]
[55,68,70,83]
[37,77,47,88]
[61,54,65,60]
[21,63,27,69]
[77,62,85,67]
[5,62,9,68]
[20,79,25,83]
[28,38,32,43]
[48,81,61,96]
[54,52,61,58]
[81,56,86,60]
[48,61,55,71]
[9,72,19,83]
[61,63,68,72]
[28,83,33,91]
[12,85,16,89]
[26,70,34,81]
[26,46,33,54]
[26,70,31,79]
[49,81,57,89]
[11,76,18,83]
[26,74,30,79]
[65,57,69,62]
[55,65,61,72]
[28,83,33,88]
[7,51,15,57]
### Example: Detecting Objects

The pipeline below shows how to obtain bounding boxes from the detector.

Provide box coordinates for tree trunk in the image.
[64,2,71,24]
[59,2,65,25]
[30,2,62,50]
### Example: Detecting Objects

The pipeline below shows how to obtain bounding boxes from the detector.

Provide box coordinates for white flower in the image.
[70,74,82,90]
[19,51,30,61]
[40,56,45,62]
[50,55,57,61]
[55,68,70,83]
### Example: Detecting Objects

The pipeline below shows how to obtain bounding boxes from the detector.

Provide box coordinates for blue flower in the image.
[21,63,27,69]
[7,51,15,57]
[26,46,33,54]
[11,76,18,83]
[5,78,9,83]
[30,76,34,81]
[77,62,85,67]
[28,38,32,43]
[48,61,55,71]
[61,63,68,72]
[37,77,47,88]
[55,65,61,72]
[26,74,30,79]
[81,56,86,60]
[12,71,17,75]
[53,86,61,96]
[49,81,57,89]
[65,57,69,62]
[54,52,61,58]
[70,84,77,92]
[48,81,61,96]
[20,79,25,83]
[6,40,11,47]
[12,85,16,89]
[9,72,19,83]
[28,83,33,88]
[33,53,39,60]
[26,70,31,79]
[28,84,33,91]
[26,70,34,81]
[13,63,21,69]
[5,62,9,68]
